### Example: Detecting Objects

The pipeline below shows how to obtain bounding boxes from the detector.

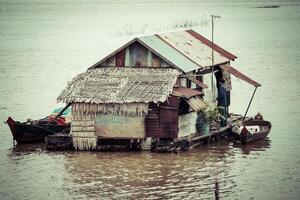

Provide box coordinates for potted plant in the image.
[196,105,220,135]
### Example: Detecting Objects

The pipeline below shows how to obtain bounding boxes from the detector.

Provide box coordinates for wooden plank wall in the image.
[100,41,171,68]
[145,96,180,139]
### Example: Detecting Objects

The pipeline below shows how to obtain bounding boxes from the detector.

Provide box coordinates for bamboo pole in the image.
[48,103,72,124]
[215,181,219,200]
[243,87,258,120]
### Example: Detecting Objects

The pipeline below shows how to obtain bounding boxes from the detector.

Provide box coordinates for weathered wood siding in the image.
[145,103,159,138]
[145,97,180,139]
[115,49,126,67]
[100,56,115,67]
[99,41,171,68]
[178,112,197,138]
[95,114,145,138]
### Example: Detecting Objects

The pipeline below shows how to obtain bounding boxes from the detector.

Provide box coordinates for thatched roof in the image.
[58,67,181,104]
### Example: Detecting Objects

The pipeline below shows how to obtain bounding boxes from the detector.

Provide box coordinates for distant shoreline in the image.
[253,5,280,9]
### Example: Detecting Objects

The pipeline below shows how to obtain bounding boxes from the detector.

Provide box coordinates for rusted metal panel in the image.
[163,96,181,107]
[115,49,125,67]
[158,31,228,68]
[145,103,159,138]
[95,114,145,138]
[151,52,171,68]
[90,29,236,71]
[220,64,261,87]
[89,38,138,69]
[172,87,202,98]
[129,42,148,67]
[138,35,200,73]
[159,105,178,139]
[186,29,237,61]
[100,56,115,67]
[158,96,180,139]
[151,53,161,67]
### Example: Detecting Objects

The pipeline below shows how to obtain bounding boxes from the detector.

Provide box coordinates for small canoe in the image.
[233,119,272,144]
[6,116,70,143]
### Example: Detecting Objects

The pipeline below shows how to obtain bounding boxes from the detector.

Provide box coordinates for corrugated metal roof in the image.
[89,29,237,73]
[172,87,202,98]
[57,67,181,104]
[186,30,237,61]
[185,96,208,111]
[158,31,229,68]
[137,36,200,73]
[220,64,261,87]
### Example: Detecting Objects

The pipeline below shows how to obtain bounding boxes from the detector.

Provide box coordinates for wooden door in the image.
[159,106,178,139]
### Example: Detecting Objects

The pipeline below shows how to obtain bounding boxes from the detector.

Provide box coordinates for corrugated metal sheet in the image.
[186,96,208,111]
[220,64,261,87]
[90,29,237,73]
[145,103,159,138]
[137,36,200,73]
[158,31,228,68]
[172,87,202,98]
[159,97,180,139]
[186,29,237,61]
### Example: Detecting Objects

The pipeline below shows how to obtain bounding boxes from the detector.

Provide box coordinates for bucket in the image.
[199,124,209,135]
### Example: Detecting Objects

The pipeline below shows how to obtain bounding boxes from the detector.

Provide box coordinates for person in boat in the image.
[254,112,264,120]
[217,79,227,127]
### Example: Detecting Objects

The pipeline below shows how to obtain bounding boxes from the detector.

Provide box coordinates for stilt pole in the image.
[215,181,219,200]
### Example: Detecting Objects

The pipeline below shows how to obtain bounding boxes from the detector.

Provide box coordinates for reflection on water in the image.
[5,140,272,199]
[233,138,271,155]
[52,146,238,199]
[11,142,45,153]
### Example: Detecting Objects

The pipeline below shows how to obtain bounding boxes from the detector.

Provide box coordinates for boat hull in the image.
[235,120,272,144]
[6,117,69,143]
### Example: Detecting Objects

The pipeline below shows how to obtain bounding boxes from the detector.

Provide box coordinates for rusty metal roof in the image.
[220,64,261,87]
[186,30,237,61]
[58,67,181,104]
[158,31,229,68]
[90,29,236,73]
[186,96,208,111]
[172,87,202,99]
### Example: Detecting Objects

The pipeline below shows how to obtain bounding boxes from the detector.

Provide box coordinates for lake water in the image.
[0,0,299,199]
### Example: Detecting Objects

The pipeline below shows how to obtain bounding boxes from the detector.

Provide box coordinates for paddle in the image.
[47,103,72,125]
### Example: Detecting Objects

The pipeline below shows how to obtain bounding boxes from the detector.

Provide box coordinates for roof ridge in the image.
[154,34,203,69]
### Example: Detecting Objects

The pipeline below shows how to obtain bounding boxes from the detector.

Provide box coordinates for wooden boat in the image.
[233,119,272,144]
[6,116,70,143]
[5,103,71,143]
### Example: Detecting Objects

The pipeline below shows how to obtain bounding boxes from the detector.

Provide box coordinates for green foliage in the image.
[196,104,221,133]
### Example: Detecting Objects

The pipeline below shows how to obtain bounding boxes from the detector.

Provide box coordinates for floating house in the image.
[57,29,260,150]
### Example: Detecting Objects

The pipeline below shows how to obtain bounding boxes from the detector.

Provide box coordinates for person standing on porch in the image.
[217,79,227,127]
